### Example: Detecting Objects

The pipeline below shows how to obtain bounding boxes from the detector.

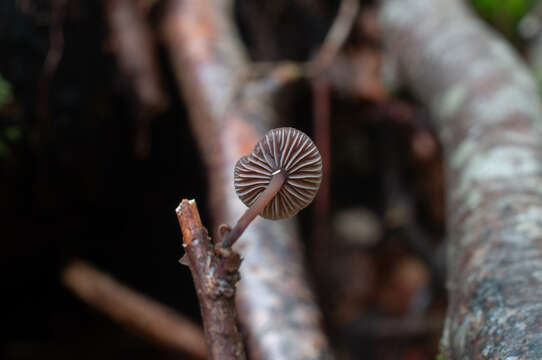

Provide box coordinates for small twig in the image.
[312,80,331,232]
[175,199,246,360]
[242,0,360,91]
[61,260,206,359]
[306,0,360,77]
[312,80,332,285]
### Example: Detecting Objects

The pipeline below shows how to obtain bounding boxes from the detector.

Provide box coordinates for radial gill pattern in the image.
[234,127,322,220]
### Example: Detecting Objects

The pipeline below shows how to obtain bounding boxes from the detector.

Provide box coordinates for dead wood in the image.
[176,199,246,360]
[380,0,542,358]
[61,260,207,359]
[162,0,332,359]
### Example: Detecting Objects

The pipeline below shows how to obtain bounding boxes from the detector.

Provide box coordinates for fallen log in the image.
[380,0,542,358]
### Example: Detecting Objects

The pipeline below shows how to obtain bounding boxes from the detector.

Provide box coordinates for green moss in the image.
[470,0,539,39]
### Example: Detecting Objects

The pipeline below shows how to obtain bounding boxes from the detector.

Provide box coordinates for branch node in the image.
[176,199,246,360]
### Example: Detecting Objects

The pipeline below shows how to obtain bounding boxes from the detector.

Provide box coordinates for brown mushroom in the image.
[221,127,322,248]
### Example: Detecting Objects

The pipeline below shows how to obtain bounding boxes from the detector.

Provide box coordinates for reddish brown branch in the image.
[312,80,332,286]
[61,260,206,359]
[162,0,332,358]
[176,199,246,360]
[313,80,331,228]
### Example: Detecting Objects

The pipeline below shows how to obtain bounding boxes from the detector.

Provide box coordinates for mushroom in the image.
[220,127,322,248]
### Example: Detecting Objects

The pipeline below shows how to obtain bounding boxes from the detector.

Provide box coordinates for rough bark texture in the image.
[380,0,542,358]
[61,260,207,359]
[176,200,246,360]
[163,2,332,358]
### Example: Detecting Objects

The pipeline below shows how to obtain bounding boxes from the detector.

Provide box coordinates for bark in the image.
[61,260,206,359]
[162,1,332,359]
[380,0,542,358]
[176,200,246,360]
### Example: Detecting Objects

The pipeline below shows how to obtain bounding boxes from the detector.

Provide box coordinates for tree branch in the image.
[176,199,246,360]
[61,260,206,359]
[380,0,542,358]
[306,0,360,77]
[162,0,333,358]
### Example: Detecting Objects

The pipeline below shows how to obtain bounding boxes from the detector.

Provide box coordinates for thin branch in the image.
[241,0,360,91]
[176,199,246,360]
[381,0,542,358]
[61,260,206,359]
[311,80,332,290]
[162,0,333,358]
[312,81,331,228]
[306,0,360,77]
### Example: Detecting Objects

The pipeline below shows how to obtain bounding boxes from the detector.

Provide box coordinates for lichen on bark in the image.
[381,0,542,358]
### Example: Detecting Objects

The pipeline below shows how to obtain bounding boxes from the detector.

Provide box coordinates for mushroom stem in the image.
[221,170,286,248]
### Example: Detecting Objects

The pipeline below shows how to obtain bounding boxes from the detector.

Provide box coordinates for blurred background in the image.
[1,0,541,359]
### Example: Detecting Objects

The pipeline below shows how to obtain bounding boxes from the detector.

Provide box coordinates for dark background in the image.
[2,0,534,359]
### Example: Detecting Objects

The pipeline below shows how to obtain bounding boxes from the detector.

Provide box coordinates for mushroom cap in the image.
[234,127,322,220]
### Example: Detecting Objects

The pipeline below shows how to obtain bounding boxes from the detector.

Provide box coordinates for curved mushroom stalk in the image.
[220,127,322,249]
[221,170,286,248]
